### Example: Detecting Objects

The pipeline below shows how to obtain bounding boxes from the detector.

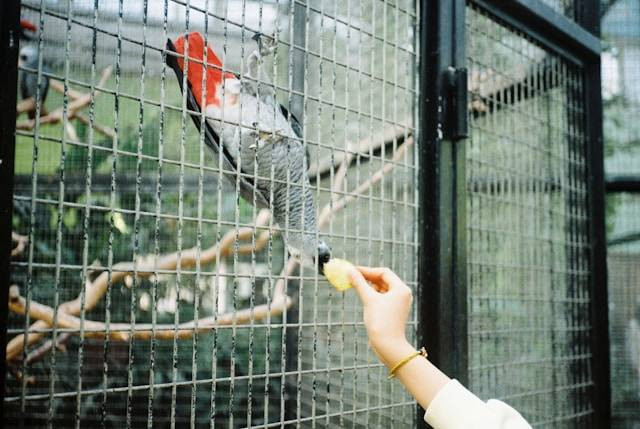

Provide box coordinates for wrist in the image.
[372,338,415,368]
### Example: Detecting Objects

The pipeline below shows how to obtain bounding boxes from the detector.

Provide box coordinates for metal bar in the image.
[582,1,611,425]
[471,0,601,64]
[418,1,468,427]
[283,1,306,424]
[146,0,169,426]
[0,0,21,420]
[605,176,640,193]
[49,1,74,426]
[75,0,100,425]
[282,0,306,424]
[607,231,640,246]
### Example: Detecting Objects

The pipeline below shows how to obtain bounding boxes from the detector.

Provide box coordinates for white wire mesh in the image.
[6,0,419,427]
[466,5,594,427]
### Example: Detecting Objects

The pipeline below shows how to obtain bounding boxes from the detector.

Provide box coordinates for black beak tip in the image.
[317,253,331,276]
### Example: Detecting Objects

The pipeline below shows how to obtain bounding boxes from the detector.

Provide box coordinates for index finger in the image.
[348,268,376,303]
[356,266,404,291]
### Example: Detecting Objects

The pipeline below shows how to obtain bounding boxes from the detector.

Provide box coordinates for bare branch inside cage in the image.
[5,208,272,361]
[11,232,28,258]
[6,132,412,363]
[15,66,115,140]
[8,285,292,341]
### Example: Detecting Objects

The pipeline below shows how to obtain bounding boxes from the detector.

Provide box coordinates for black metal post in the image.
[585,53,612,429]
[290,0,306,123]
[583,0,612,426]
[471,0,600,64]
[418,0,468,425]
[605,175,640,193]
[0,0,21,422]
[284,0,307,423]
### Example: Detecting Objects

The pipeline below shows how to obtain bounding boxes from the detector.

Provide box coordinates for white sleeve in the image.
[424,380,532,429]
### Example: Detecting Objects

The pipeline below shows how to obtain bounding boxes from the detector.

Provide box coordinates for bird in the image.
[165,32,331,273]
[19,19,37,41]
[18,20,49,119]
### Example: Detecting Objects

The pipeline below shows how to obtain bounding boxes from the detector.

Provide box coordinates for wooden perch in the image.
[49,79,85,99]
[74,112,116,139]
[11,232,28,258]
[307,122,411,181]
[319,136,414,226]
[16,97,37,116]
[6,135,414,363]
[5,209,271,360]
[15,66,115,141]
[25,332,73,365]
[8,285,291,341]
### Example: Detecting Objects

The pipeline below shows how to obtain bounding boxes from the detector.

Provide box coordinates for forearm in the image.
[377,340,450,410]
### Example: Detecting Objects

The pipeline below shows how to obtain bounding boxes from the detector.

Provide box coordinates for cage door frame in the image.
[0,0,21,420]
[417,0,610,427]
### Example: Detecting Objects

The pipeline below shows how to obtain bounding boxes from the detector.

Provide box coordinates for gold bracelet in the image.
[388,347,428,379]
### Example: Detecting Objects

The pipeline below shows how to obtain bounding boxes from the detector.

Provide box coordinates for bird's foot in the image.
[252,32,277,57]
[248,123,286,149]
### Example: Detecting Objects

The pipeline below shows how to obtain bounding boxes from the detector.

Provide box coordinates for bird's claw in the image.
[252,32,277,57]
[249,127,286,150]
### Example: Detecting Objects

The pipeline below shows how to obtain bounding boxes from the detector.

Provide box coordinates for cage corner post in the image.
[582,0,612,425]
[283,0,308,423]
[0,0,21,422]
[417,0,468,426]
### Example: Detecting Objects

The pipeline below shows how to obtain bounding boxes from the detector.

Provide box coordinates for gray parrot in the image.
[18,20,49,119]
[166,32,331,272]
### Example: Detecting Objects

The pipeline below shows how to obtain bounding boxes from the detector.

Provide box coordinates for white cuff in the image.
[424,380,531,429]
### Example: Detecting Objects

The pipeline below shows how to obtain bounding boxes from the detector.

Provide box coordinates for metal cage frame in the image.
[0,0,610,427]
[0,1,22,423]
[418,0,609,427]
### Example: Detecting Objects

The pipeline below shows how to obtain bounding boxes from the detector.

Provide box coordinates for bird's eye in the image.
[20,55,27,61]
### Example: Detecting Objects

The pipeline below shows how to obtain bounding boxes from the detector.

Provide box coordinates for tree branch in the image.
[5,209,271,360]
[308,123,410,182]
[15,66,115,140]
[8,285,291,341]
[11,232,28,258]
[6,136,414,363]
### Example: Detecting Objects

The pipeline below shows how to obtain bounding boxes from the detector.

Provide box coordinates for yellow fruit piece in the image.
[323,258,355,292]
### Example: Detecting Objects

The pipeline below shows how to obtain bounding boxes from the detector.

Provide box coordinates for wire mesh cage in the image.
[538,0,585,24]
[602,0,640,427]
[6,0,419,427]
[3,0,617,427]
[466,5,594,427]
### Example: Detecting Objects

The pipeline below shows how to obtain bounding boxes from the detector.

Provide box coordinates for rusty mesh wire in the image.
[466,5,594,427]
[6,0,419,427]
[602,0,640,427]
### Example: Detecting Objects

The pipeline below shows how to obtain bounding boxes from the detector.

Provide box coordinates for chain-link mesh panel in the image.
[602,0,640,427]
[5,0,419,427]
[466,5,594,427]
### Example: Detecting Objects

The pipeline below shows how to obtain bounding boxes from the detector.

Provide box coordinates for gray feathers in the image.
[166,33,331,269]
[19,45,49,120]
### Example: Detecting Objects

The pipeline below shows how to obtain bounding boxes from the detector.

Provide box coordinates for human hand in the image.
[349,266,416,368]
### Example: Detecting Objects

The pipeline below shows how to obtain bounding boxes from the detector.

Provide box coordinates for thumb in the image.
[349,268,375,304]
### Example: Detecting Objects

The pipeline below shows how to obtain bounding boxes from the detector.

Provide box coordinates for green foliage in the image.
[8,102,288,426]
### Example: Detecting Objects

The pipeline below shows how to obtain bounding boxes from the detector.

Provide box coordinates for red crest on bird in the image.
[171,32,236,108]
[20,20,38,32]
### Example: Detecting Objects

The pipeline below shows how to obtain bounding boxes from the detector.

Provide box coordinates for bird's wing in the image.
[165,38,269,208]
[277,103,310,170]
